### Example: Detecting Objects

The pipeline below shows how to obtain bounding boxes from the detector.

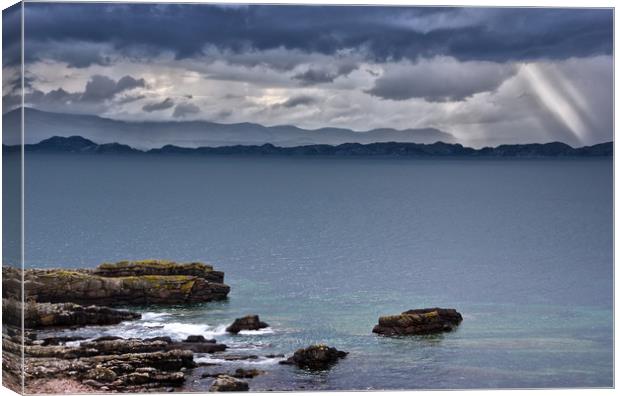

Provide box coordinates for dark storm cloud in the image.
[366,58,516,102]
[82,75,145,102]
[293,69,338,85]
[278,95,318,108]
[143,98,175,112]
[172,103,200,118]
[6,74,146,113]
[23,4,613,67]
[293,63,359,85]
[2,4,22,68]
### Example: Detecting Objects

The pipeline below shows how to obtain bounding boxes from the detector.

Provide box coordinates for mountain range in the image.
[3,135,613,157]
[3,108,456,149]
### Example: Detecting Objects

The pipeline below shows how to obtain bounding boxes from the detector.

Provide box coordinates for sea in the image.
[14,153,614,390]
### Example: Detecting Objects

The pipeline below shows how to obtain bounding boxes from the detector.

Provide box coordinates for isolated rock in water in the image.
[22,260,230,305]
[183,335,212,343]
[209,375,249,392]
[226,315,269,334]
[279,344,348,370]
[9,300,141,328]
[372,307,463,336]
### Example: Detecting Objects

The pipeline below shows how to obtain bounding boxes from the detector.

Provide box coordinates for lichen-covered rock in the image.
[209,375,249,392]
[23,260,230,305]
[372,307,463,336]
[85,367,118,383]
[279,344,348,370]
[94,259,225,284]
[13,300,141,328]
[226,315,269,334]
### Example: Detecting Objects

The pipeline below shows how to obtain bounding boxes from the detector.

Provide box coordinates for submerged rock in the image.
[21,260,230,306]
[372,307,463,336]
[209,375,249,392]
[226,315,269,334]
[280,344,348,370]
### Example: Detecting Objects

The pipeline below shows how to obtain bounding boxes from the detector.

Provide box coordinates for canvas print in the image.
[1,2,614,394]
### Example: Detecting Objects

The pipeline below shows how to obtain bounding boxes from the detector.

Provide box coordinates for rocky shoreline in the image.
[2,260,463,393]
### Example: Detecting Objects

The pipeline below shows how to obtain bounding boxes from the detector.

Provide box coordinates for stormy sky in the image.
[2,3,614,147]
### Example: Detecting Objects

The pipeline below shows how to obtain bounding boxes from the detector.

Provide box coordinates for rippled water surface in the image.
[24,154,613,390]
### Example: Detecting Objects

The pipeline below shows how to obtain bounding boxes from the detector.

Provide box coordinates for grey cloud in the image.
[7,74,146,114]
[216,110,232,119]
[82,75,119,101]
[116,94,146,104]
[367,58,515,102]
[279,95,317,108]
[21,4,612,68]
[82,75,145,102]
[173,102,200,118]
[143,98,175,112]
[293,69,337,85]
[116,75,146,92]
[293,63,358,86]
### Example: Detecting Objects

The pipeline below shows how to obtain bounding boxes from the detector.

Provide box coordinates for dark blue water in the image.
[23,154,613,390]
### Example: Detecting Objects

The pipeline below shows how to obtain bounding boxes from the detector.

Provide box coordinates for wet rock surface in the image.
[372,307,463,336]
[280,345,348,370]
[226,315,269,334]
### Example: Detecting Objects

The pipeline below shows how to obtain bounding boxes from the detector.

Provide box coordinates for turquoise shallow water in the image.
[20,154,613,389]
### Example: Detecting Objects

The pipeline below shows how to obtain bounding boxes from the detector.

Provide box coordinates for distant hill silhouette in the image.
[2,108,456,149]
[3,135,613,157]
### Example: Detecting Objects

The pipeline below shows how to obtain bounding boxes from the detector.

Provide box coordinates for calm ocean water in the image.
[21,154,612,390]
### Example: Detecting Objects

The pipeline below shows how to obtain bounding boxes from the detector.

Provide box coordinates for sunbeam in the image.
[520,63,590,145]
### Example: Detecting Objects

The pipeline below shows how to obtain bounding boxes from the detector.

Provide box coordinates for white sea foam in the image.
[141,321,166,328]
[195,356,281,366]
[238,327,274,335]
[141,312,171,321]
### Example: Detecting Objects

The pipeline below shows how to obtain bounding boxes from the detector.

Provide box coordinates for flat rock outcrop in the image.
[22,260,230,305]
[15,301,140,328]
[11,335,202,392]
[226,315,269,334]
[280,344,348,370]
[372,307,463,336]
[94,260,225,284]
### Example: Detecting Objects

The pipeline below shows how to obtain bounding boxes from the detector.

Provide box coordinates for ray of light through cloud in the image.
[520,63,590,145]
